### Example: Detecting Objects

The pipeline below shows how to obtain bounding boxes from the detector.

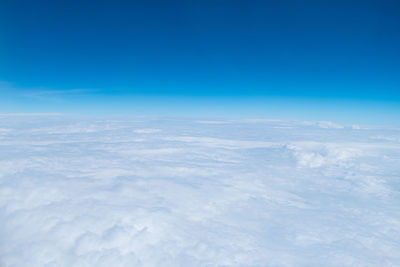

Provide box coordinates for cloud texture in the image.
[0,116,399,266]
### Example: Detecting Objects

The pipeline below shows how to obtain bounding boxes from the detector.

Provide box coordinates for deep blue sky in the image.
[1,0,399,124]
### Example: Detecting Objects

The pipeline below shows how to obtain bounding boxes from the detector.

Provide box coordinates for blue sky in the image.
[1,0,399,124]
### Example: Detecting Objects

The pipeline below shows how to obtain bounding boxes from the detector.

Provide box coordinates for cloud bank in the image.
[0,116,399,266]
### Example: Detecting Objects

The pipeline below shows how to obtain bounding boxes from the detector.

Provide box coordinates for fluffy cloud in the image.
[0,116,399,266]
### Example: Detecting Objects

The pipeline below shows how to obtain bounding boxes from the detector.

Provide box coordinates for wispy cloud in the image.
[0,80,14,88]
[0,113,63,116]
[0,80,96,101]
[26,89,94,96]
[22,88,96,101]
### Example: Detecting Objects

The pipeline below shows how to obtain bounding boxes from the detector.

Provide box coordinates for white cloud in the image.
[317,121,344,129]
[370,135,397,142]
[133,128,161,134]
[238,118,281,123]
[194,120,230,124]
[0,116,399,266]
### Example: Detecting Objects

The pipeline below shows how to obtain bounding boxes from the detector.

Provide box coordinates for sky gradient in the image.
[1,0,399,124]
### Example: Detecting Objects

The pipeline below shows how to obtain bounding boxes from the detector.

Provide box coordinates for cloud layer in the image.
[0,116,399,266]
